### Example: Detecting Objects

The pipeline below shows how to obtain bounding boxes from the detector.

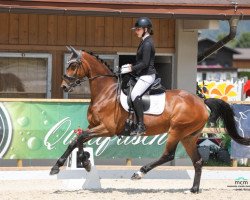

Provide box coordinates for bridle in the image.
[62,58,118,92]
[62,60,85,91]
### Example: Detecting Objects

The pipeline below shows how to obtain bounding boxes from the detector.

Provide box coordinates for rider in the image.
[121,17,156,135]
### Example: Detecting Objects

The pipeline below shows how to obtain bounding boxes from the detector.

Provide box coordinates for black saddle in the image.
[121,75,165,112]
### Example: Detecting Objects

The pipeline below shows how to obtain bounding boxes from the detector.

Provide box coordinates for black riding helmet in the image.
[132,17,152,30]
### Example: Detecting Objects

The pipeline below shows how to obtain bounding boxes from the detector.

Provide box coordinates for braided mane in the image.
[83,50,113,72]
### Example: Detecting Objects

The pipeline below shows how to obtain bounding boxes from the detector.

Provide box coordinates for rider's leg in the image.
[132,96,145,134]
[131,74,155,135]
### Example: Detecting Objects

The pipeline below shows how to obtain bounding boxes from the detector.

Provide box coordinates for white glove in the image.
[121,64,132,74]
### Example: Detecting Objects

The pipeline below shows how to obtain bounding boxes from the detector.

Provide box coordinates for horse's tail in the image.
[204,98,250,146]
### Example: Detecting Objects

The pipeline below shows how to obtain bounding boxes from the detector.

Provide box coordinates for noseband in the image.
[62,74,85,88]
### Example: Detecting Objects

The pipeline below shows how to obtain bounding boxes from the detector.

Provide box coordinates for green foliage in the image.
[221,134,231,151]
[235,32,250,48]
[238,72,250,79]
[217,33,227,41]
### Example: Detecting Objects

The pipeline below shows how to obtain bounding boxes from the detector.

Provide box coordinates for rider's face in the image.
[135,27,145,38]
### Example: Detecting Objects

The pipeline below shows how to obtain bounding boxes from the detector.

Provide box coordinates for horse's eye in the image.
[69,64,77,71]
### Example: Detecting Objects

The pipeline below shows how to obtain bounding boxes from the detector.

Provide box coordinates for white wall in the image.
[174,20,199,94]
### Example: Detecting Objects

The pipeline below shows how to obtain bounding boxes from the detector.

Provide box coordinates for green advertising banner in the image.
[0,101,187,159]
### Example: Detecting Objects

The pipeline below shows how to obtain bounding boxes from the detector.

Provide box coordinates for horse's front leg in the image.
[77,124,111,171]
[76,132,92,172]
[50,132,90,175]
[50,137,78,175]
[50,124,109,175]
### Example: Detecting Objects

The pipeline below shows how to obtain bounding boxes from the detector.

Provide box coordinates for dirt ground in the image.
[0,179,249,200]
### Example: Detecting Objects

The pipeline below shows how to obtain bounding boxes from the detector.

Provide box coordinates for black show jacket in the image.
[132,36,156,76]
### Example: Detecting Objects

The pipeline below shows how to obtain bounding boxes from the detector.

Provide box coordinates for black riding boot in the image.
[132,96,146,135]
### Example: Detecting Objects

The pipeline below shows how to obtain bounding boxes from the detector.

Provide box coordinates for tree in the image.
[235,32,250,48]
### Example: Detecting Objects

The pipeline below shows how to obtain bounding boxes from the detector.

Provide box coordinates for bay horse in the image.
[50,46,250,193]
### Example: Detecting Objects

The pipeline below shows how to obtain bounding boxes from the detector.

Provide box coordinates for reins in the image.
[89,74,118,80]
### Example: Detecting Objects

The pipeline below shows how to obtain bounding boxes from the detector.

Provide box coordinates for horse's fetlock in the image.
[140,166,149,174]
[58,158,66,166]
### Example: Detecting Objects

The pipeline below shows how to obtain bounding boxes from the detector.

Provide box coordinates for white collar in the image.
[142,33,150,40]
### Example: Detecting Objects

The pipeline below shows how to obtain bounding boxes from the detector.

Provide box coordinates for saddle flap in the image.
[120,90,166,115]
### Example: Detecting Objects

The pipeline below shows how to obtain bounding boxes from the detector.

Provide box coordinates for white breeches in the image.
[131,74,156,101]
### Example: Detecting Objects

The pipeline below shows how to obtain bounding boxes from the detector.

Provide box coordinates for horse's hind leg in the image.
[181,135,203,193]
[131,135,179,179]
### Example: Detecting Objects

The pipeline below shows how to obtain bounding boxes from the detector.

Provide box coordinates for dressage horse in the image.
[50,46,250,193]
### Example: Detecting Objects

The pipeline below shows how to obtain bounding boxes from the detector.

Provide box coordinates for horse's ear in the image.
[66,46,71,52]
[69,46,81,59]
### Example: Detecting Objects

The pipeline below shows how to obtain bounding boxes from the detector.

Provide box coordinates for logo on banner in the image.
[0,103,12,158]
[227,177,250,189]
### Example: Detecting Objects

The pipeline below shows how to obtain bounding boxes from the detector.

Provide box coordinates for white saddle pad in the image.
[120,90,165,115]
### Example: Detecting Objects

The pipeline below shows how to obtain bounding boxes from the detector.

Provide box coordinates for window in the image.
[0,53,52,98]
[64,54,118,99]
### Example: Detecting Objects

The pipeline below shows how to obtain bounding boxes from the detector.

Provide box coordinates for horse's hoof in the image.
[131,171,144,180]
[190,187,200,194]
[83,160,91,172]
[49,166,60,175]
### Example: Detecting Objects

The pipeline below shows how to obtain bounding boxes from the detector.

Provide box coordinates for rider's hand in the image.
[121,64,132,74]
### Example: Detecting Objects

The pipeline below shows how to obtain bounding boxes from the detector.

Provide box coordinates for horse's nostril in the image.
[61,85,68,92]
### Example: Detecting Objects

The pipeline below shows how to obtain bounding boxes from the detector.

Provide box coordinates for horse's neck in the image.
[89,77,117,102]
[86,59,117,103]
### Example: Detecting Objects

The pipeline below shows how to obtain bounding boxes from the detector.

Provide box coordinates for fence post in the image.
[126,158,132,166]
[17,159,23,167]
[232,159,238,167]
